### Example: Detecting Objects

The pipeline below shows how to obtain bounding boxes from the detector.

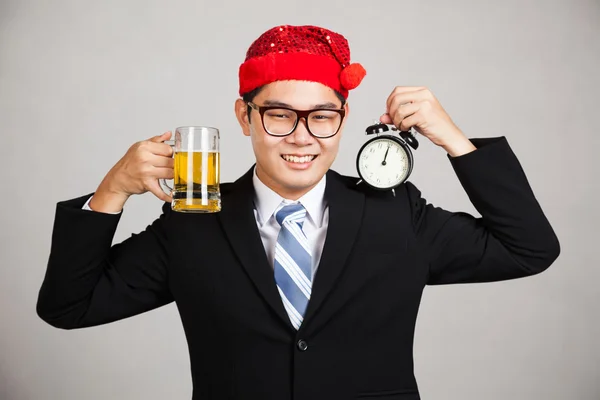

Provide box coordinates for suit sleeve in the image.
[405,136,560,285]
[36,194,173,329]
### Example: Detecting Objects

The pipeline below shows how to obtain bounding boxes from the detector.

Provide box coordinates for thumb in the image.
[149,131,172,143]
[147,179,173,204]
[379,113,393,124]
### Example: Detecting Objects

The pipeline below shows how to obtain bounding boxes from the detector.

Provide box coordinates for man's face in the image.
[235,80,349,199]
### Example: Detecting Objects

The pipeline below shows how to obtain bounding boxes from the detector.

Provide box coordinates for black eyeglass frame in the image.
[247,101,346,138]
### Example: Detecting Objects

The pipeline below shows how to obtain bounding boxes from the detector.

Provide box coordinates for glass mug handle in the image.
[158,139,175,198]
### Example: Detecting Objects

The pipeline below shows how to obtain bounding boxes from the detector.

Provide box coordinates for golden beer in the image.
[172,150,221,212]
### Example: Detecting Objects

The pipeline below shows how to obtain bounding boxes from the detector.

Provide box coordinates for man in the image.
[37,25,560,399]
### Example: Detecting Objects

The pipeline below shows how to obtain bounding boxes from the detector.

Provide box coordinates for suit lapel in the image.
[218,167,365,331]
[303,170,365,325]
[217,167,294,330]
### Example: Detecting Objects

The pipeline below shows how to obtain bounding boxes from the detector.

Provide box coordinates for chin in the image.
[280,172,320,189]
[273,169,323,193]
[257,156,328,195]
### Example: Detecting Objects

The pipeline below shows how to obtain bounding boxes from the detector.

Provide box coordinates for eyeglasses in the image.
[247,102,345,138]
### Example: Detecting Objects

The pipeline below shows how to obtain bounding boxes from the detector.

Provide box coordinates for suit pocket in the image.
[357,388,420,399]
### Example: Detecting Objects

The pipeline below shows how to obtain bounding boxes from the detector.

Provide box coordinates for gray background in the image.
[1,0,598,399]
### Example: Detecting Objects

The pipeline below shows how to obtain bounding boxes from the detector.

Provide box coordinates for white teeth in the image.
[282,155,315,163]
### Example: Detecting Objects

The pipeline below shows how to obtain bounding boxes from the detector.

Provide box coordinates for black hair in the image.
[242,85,346,122]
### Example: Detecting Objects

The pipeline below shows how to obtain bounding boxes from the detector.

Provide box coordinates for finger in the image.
[152,166,175,180]
[149,131,172,143]
[391,86,427,94]
[149,154,175,169]
[146,141,174,157]
[147,179,172,203]
[392,102,421,127]
[379,113,393,124]
[387,87,427,110]
[387,91,428,116]
[398,113,421,132]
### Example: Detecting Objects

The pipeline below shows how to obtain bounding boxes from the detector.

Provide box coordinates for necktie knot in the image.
[275,203,306,227]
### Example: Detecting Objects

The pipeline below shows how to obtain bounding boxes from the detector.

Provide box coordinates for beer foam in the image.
[175,150,219,153]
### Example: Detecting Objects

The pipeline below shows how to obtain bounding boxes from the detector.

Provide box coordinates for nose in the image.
[287,117,314,146]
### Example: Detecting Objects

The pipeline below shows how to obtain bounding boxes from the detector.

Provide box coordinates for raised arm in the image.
[37,131,176,328]
[406,137,560,285]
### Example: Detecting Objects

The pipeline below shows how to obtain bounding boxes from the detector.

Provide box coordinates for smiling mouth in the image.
[281,154,317,163]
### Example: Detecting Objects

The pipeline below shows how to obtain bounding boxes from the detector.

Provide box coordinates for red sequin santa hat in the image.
[239,25,366,99]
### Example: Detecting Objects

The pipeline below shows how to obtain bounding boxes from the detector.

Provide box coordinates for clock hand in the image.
[382,143,391,166]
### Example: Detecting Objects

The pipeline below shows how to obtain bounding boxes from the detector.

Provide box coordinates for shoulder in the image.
[326,169,420,202]
[327,169,427,228]
[219,180,237,196]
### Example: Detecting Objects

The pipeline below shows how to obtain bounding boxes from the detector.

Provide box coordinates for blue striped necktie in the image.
[274,203,312,330]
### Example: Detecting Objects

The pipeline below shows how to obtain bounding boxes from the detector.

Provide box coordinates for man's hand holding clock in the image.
[380,86,476,158]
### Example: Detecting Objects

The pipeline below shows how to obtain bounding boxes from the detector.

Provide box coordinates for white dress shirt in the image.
[251,168,328,277]
[82,168,330,277]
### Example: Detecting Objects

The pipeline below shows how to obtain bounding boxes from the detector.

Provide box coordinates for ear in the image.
[235,98,251,137]
[339,101,351,132]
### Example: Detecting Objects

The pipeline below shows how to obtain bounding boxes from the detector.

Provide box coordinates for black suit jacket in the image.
[37,137,560,400]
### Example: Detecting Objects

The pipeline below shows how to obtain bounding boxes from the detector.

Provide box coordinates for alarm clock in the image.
[356,122,419,192]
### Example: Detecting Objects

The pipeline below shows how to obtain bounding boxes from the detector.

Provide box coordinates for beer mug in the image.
[160,126,221,213]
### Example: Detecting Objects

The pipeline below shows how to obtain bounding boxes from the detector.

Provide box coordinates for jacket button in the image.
[297,339,308,351]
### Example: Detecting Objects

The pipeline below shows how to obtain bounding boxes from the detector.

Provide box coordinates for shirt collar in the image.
[252,167,327,227]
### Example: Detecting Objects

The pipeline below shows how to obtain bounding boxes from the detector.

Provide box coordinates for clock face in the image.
[357,137,410,189]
